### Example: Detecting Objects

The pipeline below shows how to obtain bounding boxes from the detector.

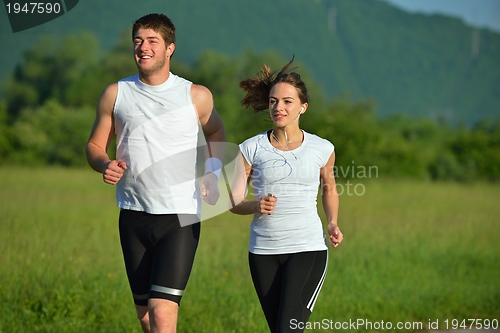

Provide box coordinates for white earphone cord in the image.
[283,107,303,144]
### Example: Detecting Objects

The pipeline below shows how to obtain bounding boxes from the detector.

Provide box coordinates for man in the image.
[86,13,225,333]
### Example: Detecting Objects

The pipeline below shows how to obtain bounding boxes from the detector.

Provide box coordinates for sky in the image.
[383,0,500,32]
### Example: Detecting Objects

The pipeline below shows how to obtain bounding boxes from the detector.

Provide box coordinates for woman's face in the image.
[269,82,307,128]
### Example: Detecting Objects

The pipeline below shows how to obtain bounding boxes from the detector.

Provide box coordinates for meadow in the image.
[0,167,498,332]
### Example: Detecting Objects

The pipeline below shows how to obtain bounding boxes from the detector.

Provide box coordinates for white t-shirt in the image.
[239,130,335,254]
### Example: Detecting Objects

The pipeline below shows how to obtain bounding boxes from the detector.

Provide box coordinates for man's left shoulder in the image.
[191,84,212,97]
[190,84,214,109]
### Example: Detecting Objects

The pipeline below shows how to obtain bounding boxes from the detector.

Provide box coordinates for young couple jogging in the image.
[86,13,343,333]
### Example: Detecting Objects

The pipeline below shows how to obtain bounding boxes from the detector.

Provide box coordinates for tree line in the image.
[0,32,499,182]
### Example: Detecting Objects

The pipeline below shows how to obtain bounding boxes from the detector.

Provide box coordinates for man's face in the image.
[133,28,173,76]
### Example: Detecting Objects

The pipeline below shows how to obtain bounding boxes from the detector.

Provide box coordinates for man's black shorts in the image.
[119,209,201,306]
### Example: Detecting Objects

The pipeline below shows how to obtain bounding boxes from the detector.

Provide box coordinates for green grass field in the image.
[1,167,499,332]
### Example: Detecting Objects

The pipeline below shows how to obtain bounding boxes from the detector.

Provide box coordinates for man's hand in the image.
[103,159,127,185]
[201,172,220,205]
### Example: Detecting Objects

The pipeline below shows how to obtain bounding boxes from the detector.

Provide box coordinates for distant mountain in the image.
[1,0,498,124]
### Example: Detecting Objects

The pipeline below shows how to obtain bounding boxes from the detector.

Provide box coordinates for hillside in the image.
[0,0,499,124]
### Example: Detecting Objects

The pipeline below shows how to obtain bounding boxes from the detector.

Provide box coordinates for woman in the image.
[229,58,343,333]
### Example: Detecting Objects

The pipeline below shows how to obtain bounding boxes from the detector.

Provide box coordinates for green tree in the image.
[65,30,138,108]
[0,100,13,159]
[5,33,100,119]
[447,120,500,181]
[310,94,381,181]
[9,100,94,166]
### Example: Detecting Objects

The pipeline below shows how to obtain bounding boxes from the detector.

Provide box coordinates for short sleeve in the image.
[239,136,258,166]
[319,139,335,167]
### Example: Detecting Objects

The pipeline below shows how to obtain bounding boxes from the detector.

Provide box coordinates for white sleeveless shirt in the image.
[113,73,201,215]
[240,131,334,254]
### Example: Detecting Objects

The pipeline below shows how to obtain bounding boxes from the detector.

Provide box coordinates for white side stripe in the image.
[306,252,328,311]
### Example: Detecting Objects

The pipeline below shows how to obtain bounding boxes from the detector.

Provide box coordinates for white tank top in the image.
[113,73,201,215]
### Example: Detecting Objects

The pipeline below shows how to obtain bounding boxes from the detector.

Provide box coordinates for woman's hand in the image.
[328,223,343,248]
[258,194,277,215]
